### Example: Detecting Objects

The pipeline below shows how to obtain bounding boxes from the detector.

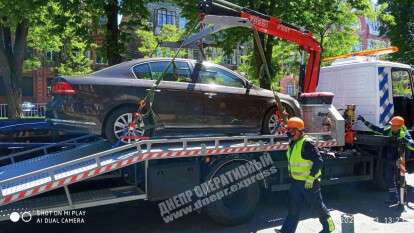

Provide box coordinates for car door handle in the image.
[146,88,161,92]
[204,92,217,99]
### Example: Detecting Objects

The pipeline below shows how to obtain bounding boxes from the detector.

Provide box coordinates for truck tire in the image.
[204,160,261,225]
[104,106,153,144]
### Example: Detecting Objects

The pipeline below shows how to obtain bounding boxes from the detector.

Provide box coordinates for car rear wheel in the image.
[104,106,153,144]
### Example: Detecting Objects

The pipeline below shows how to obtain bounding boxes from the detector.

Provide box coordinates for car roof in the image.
[89,58,196,78]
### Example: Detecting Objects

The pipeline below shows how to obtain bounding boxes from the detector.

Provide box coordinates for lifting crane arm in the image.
[198,0,322,93]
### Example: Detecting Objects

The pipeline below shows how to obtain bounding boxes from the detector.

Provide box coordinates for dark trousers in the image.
[281,179,333,233]
[385,161,399,201]
[384,148,399,202]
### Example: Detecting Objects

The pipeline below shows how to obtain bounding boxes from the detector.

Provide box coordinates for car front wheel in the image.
[262,105,296,135]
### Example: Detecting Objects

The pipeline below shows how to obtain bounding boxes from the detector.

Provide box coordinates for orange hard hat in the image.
[287,117,305,130]
[389,116,405,127]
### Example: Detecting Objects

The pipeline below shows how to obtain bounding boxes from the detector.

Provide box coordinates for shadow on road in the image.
[0,182,413,233]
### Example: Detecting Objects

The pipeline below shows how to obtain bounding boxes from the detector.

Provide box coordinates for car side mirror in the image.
[246,81,253,90]
[245,81,253,94]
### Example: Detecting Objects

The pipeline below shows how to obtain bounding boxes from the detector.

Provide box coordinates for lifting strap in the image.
[252,29,288,126]
[124,21,201,140]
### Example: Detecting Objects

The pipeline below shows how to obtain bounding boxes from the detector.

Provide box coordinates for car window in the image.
[149,61,192,83]
[133,63,152,80]
[391,69,412,97]
[198,65,244,88]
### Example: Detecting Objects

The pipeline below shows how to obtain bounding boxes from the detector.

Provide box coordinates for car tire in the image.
[262,104,296,135]
[204,160,261,225]
[104,106,154,144]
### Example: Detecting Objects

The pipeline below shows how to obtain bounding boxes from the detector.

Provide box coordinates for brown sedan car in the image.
[46,58,301,142]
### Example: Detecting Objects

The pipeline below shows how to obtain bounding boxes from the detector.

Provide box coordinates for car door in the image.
[195,62,262,130]
[145,60,204,129]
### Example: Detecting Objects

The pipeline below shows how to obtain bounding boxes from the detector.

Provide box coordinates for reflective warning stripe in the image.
[289,161,313,167]
[0,140,337,206]
[327,216,336,232]
[290,171,310,177]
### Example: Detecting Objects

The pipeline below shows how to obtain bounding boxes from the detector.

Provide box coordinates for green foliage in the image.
[136,29,158,56]
[392,70,412,97]
[174,0,389,90]
[57,40,93,75]
[137,24,187,58]
[378,0,413,65]
[23,58,42,72]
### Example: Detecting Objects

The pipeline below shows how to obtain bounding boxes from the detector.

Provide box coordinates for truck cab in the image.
[317,56,414,131]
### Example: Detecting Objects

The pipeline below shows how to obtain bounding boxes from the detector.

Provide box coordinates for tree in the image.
[0,0,54,118]
[137,24,186,58]
[87,0,149,66]
[378,0,414,65]
[0,0,99,118]
[174,0,378,90]
[27,0,96,76]
[57,40,93,75]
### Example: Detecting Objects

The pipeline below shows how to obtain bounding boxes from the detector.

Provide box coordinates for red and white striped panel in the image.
[0,140,336,206]
[316,141,337,147]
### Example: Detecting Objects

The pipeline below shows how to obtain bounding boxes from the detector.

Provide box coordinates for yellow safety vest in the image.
[385,125,407,138]
[385,125,414,151]
[286,136,321,181]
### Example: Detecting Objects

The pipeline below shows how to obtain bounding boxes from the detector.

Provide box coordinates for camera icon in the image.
[10,211,32,223]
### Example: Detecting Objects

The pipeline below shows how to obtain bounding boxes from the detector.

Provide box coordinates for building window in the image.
[179,17,186,29]
[367,39,387,49]
[21,76,34,97]
[99,16,106,25]
[95,47,107,65]
[155,8,176,27]
[367,18,381,36]
[287,81,296,96]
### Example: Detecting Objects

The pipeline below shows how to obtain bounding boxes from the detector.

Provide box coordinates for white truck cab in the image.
[317,56,414,131]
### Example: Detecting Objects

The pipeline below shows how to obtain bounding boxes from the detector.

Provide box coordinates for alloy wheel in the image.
[113,113,145,143]
[268,113,284,135]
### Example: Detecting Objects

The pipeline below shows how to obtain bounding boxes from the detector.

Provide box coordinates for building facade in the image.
[356,16,390,51]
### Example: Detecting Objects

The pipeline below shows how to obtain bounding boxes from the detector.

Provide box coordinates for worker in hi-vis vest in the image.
[276,117,335,233]
[357,115,414,205]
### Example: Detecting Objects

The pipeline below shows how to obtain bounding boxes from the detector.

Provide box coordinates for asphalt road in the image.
[2,174,414,233]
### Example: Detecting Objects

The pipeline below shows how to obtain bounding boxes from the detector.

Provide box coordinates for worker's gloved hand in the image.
[356,115,365,122]
[404,134,413,142]
[304,176,315,189]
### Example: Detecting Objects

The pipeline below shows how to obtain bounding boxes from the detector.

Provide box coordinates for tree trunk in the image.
[254,34,275,90]
[0,60,22,119]
[4,86,22,119]
[0,21,28,119]
[252,0,276,90]
[104,0,122,66]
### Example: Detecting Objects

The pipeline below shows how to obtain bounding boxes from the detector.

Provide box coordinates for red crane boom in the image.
[199,0,322,93]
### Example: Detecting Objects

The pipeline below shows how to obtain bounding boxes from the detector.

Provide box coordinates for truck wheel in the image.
[104,106,153,144]
[204,160,261,225]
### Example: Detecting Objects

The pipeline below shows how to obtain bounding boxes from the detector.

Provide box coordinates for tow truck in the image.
[0,0,412,225]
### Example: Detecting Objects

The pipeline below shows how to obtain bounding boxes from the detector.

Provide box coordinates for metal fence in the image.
[0,103,47,118]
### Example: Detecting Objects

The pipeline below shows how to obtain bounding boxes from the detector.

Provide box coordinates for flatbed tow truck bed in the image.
[0,134,340,221]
